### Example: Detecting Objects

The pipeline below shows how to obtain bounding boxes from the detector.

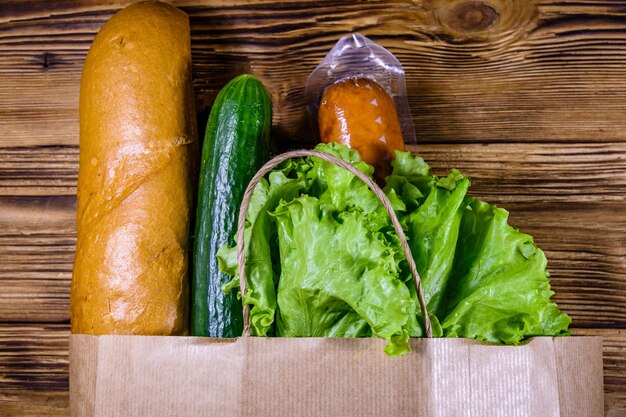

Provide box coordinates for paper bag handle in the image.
[236,150,432,338]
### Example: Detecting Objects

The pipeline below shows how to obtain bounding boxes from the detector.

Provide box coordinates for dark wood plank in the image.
[2,142,624,325]
[2,1,626,146]
[2,142,625,202]
[413,143,626,204]
[507,202,626,328]
[0,146,78,196]
[0,196,74,323]
[0,323,69,417]
[1,196,624,328]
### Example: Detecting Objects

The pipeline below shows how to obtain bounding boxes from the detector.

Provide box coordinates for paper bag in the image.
[70,151,604,416]
[70,334,603,417]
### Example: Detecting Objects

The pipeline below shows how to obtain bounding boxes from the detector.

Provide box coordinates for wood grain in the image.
[2,142,625,201]
[0,147,78,197]
[413,143,626,204]
[1,196,623,326]
[0,196,74,323]
[1,146,625,326]
[2,1,626,145]
[0,324,69,417]
[1,0,625,415]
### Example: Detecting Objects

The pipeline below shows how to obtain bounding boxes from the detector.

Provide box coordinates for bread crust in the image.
[71,1,197,335]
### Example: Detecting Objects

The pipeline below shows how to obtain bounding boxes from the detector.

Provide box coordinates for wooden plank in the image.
[0,194,624,327]
[413,143,626,204]
[0,323,69,417]
[507,203,626,328]
[0,196,74,323]
[0,146,78,197]
[1,143,622,325]
[0,147,624,326]
[2,142,625,201]
[3,1,626,146]
[0,324,623,417]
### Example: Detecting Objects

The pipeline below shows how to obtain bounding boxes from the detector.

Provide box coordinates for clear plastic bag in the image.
[305,33,416,146]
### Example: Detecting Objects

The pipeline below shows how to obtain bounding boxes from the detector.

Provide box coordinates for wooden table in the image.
[1,0,625,415]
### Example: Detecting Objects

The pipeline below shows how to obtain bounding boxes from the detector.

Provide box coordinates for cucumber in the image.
[192,74,272,337]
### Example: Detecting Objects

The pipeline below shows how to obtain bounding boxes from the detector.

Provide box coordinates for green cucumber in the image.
[192,74,272,337]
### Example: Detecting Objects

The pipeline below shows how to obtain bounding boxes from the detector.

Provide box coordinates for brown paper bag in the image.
[70,150,604,416]
[70,335,603,417]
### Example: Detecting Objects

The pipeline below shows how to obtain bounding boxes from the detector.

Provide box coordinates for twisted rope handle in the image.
[236,150,432,338]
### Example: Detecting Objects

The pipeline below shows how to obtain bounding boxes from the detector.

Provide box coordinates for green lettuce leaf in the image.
[439,199,571,343]
[219,143,570,355]
[217,160,310,336]
[272,195,422,356]
[385,151,571,344]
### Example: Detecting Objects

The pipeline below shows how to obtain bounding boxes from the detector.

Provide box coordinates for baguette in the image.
[71,1,197,335]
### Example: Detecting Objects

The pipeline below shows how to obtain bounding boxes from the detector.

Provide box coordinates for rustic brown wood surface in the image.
[1,0,625,415]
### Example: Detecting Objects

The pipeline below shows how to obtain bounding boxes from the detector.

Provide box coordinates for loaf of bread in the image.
[71,1,197,335]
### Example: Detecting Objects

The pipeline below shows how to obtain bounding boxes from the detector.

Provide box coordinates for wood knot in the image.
[432,0,538,45]
[443,1,498,33]
[40,52,52,70]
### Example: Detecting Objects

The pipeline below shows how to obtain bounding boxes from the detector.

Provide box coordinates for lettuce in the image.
[387,150,571,345]
[218,143,570,355]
